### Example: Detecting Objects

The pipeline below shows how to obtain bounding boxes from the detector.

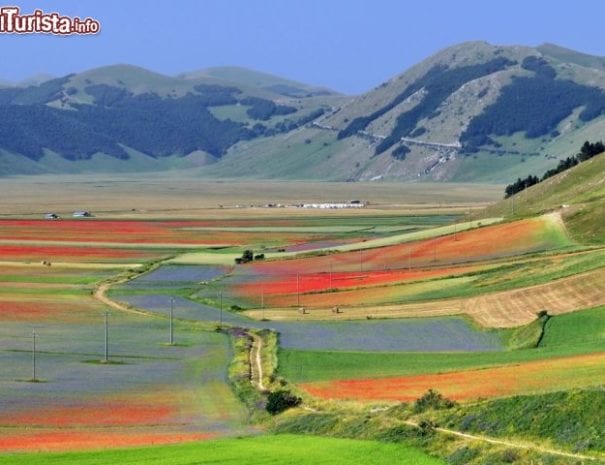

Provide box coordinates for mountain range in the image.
[3,41,605,183]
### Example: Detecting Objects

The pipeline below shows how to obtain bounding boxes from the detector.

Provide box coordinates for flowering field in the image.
[0,207,595,453]
[117,293,502,352]
[0,261,250,452]
[121,265,228,289]
[0,219,369,248]
[0,430,215,452]
[302,352,605,403]
[0,309,249,451]
[0,244,161,262]
[231,215,571,309]
[0,298,103,322]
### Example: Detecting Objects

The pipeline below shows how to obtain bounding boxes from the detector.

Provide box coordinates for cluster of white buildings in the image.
[300,202,366,209]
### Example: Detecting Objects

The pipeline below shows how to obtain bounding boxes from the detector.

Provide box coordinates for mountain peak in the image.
[177,66,338,97]
[536,43,605,69]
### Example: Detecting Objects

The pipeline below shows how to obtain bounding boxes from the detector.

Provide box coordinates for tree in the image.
[242,250,254,263]
[266,390,301,415]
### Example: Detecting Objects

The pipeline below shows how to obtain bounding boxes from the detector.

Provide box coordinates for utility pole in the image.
[296,273,300,307]
[32,329,37,382]
[261,284,264,309]
[219,291,223,325]
[169,297,174,345]
[104,311,109,363]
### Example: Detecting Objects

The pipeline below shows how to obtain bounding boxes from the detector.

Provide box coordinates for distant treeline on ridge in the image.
[504,140,605,198]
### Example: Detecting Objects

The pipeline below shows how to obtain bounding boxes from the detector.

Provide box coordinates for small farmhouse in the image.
[72,211,93,218]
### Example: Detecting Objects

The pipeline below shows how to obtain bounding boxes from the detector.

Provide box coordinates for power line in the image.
[32,328,37,382]
[103,311,109,363]
[169,297,174,345]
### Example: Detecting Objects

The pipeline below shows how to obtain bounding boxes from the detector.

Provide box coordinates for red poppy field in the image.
[0,430,216,452]
[0,244,160,262]
[233,215,570,309]
[0,219,362,248]
[235,265,480,300]
[0,298,102,322]
[301,352,605,403]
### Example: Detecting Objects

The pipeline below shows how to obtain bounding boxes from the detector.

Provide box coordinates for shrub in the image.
[417,419,436,436]
[266,390,301,415]
[413,389,456,413]
[235,250,254,264]
[447,446,479,465]
[501,449,520,463]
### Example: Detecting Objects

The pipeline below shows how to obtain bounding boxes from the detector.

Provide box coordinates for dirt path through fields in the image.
[250,333,266,391]
[94,270,267,393]
[93,281,150,317]
[404,420,602,462]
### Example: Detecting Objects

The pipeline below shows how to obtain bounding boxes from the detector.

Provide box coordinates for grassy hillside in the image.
[481,151,605,243]
[440,389,605,455]
[209,41,605,183]
[0,435,445,465]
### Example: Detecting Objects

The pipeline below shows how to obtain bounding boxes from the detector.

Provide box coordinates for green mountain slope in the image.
[481,151,605,243]
[214,41,605,183]
[3,42,605,182]
[0,65,340,174]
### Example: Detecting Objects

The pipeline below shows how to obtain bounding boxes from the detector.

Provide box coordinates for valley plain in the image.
[0,166,603,464]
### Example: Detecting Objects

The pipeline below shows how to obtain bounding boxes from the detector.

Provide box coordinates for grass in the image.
[278,306,605,383]
[540,305,605,348]
[0,434,446,464]
[481,151,605,244]
[439,389,605,455]
[0,176,502,217]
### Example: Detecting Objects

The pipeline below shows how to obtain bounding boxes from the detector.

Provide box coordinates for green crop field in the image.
[0,435,445,465]
[278,306,605,383]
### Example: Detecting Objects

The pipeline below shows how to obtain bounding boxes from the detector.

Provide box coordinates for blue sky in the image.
[2,0,605,94]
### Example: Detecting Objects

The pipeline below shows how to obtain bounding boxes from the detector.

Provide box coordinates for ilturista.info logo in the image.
[0,6,100,35]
